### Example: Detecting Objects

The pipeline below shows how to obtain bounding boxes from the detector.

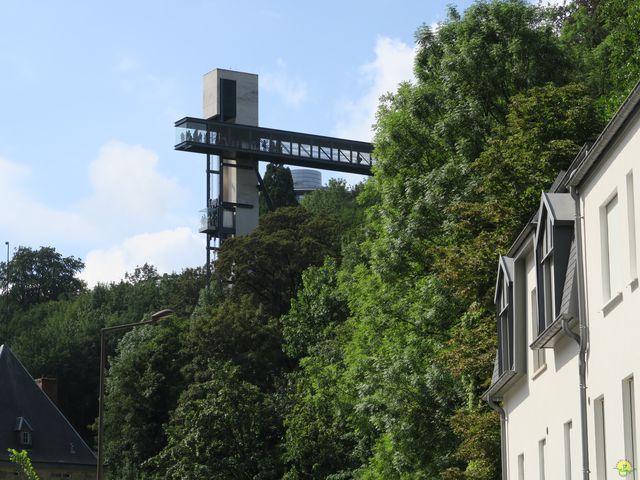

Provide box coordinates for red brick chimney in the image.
[36,377,58,406]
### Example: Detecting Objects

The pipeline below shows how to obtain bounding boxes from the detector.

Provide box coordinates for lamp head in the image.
[149,308,175,323]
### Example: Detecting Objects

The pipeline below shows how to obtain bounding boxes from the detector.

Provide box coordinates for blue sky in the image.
[0,0,478,285]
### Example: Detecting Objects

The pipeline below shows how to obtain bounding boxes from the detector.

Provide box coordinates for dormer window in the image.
[531,193,577,348]
[539,210,555,331]
[14,416,33,447]
[496,256,515,375]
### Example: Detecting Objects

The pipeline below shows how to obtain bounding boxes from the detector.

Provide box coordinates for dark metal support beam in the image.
[205,154,212,286]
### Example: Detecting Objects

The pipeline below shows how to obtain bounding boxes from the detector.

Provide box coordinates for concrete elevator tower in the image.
[175,68,375,282]
[203,69,260,236]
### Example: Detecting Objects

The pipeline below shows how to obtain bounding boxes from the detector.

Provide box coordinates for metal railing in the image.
[175,117,374,175]
[199,200,236,234]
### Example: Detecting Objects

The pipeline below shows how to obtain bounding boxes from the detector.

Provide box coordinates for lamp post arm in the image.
[96,331,106,480]
[100,318,157,335]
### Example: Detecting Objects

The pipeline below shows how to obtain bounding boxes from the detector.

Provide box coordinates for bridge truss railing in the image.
[175,117,374,175]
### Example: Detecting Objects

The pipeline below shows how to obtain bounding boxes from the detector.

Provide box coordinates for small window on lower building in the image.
[20,431,32,446]
[518,453,525,480]
[623,377,637,480]
[564,420,573,480]
[539,438,546,480]
[595,396,608,480]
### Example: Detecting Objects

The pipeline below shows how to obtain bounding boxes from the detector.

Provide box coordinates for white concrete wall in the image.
[503,246,582,480]
[203,68,258,124]
[578,114,640,479]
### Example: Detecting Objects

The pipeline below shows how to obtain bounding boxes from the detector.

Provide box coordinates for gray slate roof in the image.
[0,344,96,466]
[494,255,514,304]
[541,192,575,224]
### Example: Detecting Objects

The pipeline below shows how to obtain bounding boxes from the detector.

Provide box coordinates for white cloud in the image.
[1,142,203,285]
[0,156,96,246]
[262,60,308,107]
[0,156,29,182]
[115,55,139,73]
[83,141,186,231]
[81,227,205,287]
[334,36,415,141]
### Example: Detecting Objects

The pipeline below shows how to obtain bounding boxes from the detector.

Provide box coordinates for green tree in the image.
[281,257,348,359]
[147,362,282,480]
[283,340,358,480]
[187,295,288,389]
[2,260,204,447]
[5,295,101,441]
[0,246,85,309]
[282,258,357,478]
[561,0,640,116]
[432,82,602,477]
[315,2,592,478]
[259,163,298,214]
[215,206,341,316]
[301,179,364,233]
[103,317,189,479]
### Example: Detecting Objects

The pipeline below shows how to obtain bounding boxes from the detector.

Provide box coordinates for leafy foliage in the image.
[281,257,348,359]
[259,163,298,214]
[215,206,341,316]
[1,246,85,310]
[147,362,282,480]
[8,449,40,480]
[103,318,190,479]
[187,295,288,389]
[301,179,364,232]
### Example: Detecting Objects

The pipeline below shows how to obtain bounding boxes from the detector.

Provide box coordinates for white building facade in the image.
[485,81,640,480]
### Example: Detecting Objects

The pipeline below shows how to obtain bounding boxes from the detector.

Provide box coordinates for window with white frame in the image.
[602,194,622,301]
[623,376,637,480]
[498,280,512,374]
[539,438,546,480]
[531,287,545,372]
[538,211,556,332]
[564,421,573,480]
[627,172,638,281]
[496,261,514,375]
[595,396,608,480]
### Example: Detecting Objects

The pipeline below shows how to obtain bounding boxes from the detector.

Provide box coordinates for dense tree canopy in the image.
[1,246,85,310]
[148,361,282,480]
[4,1,640,479]
[214,206,342,316]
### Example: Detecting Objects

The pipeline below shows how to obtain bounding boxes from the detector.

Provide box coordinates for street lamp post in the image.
[96,308,175,480]
[4,242,8,317]
[4,241,8,296]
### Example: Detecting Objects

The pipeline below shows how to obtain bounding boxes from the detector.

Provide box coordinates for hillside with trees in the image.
[2,0,640,478]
